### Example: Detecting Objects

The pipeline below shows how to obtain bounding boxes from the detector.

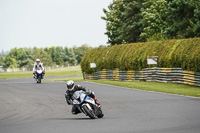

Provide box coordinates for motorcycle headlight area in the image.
[73,99,80,104]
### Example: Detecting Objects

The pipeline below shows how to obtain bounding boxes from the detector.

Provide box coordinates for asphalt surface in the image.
[0,78,200,133]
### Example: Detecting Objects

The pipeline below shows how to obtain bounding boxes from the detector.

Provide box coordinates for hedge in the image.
[81,38,200,74]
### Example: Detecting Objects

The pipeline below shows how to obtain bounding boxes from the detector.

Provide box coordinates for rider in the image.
[65,80,99,115]
[33,59,45,78]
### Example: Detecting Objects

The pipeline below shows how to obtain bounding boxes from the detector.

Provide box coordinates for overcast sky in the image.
[0,0,112,51]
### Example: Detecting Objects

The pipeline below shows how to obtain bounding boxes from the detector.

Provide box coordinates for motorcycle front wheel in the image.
[82,104,96,119]
[37,75,41,83]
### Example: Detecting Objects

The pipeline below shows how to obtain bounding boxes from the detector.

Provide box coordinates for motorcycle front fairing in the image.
[84,96,96,105]
[71,90,103,118]
[73,99,80,105]
[72,91,95,105]
[36,70,43,74]
[72,91,92,114]
[35,69,44,79]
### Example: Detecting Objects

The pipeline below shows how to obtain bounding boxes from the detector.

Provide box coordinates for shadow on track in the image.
[46,117,91,121]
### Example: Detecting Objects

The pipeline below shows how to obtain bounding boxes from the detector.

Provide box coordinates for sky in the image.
[0,0,113,51]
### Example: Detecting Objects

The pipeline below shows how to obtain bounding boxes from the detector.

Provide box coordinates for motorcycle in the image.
[34,69,44,83]
[72,90,104,119]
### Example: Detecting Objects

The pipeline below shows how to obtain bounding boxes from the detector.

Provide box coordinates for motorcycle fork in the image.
[77,106,83,113]
[91,104,101,116]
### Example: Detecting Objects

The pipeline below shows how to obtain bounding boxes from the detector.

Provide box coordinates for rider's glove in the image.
[67,100,73,105]
[65,94,72,105]
[86,90,95,98]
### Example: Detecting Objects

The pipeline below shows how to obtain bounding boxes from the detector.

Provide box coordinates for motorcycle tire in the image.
[38,75,41,83]
[82,104,96,119]
[97,108,104,118]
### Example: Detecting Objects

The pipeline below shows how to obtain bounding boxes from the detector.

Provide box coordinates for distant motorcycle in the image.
[34,69,44,83]
[72,90,104,119]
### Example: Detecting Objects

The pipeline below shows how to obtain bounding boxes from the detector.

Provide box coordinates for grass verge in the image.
[89,80,200,98]
[0,66,82,79]
[44,77,84,82]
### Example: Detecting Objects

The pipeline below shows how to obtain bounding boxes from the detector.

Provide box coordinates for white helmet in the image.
[66,80,75,91]
[36,59,40,62]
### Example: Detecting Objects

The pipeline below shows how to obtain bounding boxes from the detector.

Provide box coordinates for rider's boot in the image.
[93,97,100,105]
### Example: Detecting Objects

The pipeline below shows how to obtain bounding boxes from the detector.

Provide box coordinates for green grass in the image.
[89,80,200,98]
[45,66,82,77]
[43,76,200,97]
[44,77,84,82]
[0,66,82,79]
[0,71,32,79]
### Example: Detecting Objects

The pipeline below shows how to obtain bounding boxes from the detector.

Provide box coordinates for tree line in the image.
[0,44,92,69]
[102,0,200,45]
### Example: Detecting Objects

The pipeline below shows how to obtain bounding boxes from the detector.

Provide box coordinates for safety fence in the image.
[83,67,200,87]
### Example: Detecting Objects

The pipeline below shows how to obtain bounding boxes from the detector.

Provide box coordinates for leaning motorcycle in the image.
[72,90,104,119]
[34,69,43,83]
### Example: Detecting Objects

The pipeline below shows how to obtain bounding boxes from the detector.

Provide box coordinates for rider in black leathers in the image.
[65,80,99,115]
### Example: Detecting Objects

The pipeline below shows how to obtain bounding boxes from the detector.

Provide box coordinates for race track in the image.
[0,78,200,133]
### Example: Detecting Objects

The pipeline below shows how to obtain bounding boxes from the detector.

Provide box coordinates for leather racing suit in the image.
[65,85,98,115]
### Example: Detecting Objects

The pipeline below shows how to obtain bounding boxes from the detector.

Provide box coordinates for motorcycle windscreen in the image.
[72,91,81,100]
[80,92,87,102]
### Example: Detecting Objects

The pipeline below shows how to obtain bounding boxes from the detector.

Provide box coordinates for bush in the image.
[81,38,200,73]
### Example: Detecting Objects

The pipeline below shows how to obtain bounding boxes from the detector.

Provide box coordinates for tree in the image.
[74,44,92,64]
[2,45,90,68]
[102,0,200,43]
[0,55,5,66]
[33,48,53,66]
[20,48,34,67]
[4,56,18,68]
[141,0,168,41]
[102,0,125,45]
[54,47,65,65]
[102,0,146,45]
[194,5,200,36]
[120,0,145,42]
[3,48,23,68]
[164,0,200,39]
[67,48,77,65]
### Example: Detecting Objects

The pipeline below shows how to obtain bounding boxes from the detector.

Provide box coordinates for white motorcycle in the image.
[72,90,104,119]
[34,69,44,83]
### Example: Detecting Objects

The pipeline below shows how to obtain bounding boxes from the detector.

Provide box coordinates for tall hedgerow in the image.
[81,38,200,73]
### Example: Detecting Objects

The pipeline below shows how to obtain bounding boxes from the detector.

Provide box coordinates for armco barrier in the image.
[83,67,200,87]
